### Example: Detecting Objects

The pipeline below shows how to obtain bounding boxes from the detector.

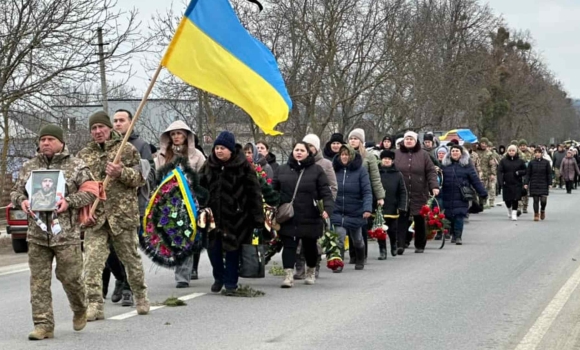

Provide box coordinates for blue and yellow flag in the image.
[161,0,292,136]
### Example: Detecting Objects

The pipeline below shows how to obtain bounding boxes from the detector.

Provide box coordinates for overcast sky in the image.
[117,0,580,99]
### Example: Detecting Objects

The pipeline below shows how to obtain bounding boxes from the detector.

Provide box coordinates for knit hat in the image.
[348,128,365,144]
[382,135,393,142]
[303,134,321,151]
[38,124,64,144]
[380,150,395,160]
[214,131,236,153]
[88,111,113,129]
[404,131,418,142]
[488,141,494,147]
[463,141,472,148]
[328,133,345,144]
[423,133,434,141]
[510,140,518,146]
[436,146,448,155]
[448,139,459,145]
[449,144,464,153]
[518,139,528,146]
[479,137,490,145]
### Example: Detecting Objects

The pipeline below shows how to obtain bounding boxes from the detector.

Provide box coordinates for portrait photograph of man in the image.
[30,171,62,211]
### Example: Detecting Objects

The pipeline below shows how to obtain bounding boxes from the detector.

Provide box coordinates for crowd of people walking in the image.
[12,109,580,340]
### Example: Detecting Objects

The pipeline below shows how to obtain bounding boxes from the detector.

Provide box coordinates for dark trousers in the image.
[449,215,465,239]
[506,200,519,210]
[397,212,426,250]
[566,181,574,193]
[378,217,398,251]
[281,236,318,269]
[532,196,547,213]
[207,239,240,290]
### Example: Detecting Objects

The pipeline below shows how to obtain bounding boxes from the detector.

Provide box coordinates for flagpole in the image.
[89,64,163,216]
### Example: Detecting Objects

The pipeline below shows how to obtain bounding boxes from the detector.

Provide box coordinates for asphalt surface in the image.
[1,189,580,350]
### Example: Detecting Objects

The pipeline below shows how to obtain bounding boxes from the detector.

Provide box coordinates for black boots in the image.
[191,251,200,280]
[355,245,365,270]
[111,280,123,303]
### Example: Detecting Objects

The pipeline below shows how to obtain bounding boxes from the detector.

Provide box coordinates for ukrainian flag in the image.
[161,0,292,136]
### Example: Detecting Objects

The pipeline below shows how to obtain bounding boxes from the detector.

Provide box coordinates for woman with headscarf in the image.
[498,145,527,220]
[272,142,334,287]
[560,148,580,194]
[154,121,207,288]
[394,131,439,254]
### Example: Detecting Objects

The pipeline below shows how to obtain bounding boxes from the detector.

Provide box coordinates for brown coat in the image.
[560,156,580,182]
[395,143,439,215]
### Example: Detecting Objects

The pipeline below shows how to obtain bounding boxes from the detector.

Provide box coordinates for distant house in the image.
[0,117,38,179]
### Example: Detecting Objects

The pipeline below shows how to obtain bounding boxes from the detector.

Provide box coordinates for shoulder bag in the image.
[276,169,304,223]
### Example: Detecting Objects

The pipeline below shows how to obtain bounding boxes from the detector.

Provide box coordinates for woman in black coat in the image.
[378,150,408,258]
[199,131,264,295]
[498,145,527,221]
[526,148,551,221]
[273,142,334,288]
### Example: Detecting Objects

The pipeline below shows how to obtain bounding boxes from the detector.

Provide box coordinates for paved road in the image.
[1,190,580,350]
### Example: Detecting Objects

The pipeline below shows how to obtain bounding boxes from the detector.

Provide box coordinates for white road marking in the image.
[515,263,580,350]
[109,292,206,320]
[0,263,29,277]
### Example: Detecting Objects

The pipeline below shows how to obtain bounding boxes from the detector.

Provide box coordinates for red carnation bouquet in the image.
[368,206,388,241]
[420,198,450,240]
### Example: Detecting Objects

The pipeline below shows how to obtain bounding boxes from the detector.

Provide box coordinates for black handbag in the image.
[239,244,265,278]
[460,185,475,202]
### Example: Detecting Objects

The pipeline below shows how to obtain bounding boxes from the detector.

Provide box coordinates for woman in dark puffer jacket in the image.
[499,145,527,221]
[273,142,334,288]
[441,145,487,245]
[526,148,551,221]
[331,145,372,272]
[377,150,408,258]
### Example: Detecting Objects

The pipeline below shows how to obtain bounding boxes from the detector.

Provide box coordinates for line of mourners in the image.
[14,109,575,341]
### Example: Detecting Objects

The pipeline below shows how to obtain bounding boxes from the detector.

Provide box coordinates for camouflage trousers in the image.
[84,221,147,308]
[28,243,86,331]
[482,177,497,206]
[519,195,529,211]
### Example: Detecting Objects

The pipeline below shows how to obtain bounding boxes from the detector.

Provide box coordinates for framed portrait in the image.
[27,170,66,212]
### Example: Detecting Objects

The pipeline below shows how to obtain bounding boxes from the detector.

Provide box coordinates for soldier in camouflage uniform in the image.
[476,138,498,207]
[489,142,503,196]
[30,177,57,210]
[518,139,533,213]
[11,125,96,340]
[77,111,149,321]
[464,142,482,178]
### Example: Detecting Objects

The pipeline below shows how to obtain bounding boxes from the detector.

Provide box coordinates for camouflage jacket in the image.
[477,149,498,178]
[520,149,533,164]
[469,151,482,178]
[10,147,96,247]
[77,131,145,233]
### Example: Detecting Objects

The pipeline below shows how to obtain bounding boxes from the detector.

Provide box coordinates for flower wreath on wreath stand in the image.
[141,157,209,268]
[419,196,450,249]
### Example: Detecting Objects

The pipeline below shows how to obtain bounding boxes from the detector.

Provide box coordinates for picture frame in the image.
[27,170,66,212]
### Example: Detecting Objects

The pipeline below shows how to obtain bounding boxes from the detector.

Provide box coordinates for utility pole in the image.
[95,28,109,114]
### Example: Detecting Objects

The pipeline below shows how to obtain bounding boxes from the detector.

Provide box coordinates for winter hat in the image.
[328,133,345,144]
[348,128,365,144]
[423,133,434,142]
[303,134,321,151]
[507,145,518,153]
[89,111,113,129]
[436,146,448,155]
[214,131,236,153]
[449,144,464,155]
[382,135,393,143]
[479,137,490,145]
[395,138,404,148]
[39,124,65,144]
[488,141,494,147]
[404,131,418,142]
[380,150,395,160]
[463,141,472,149]
[448,139,459,145]
[510,140,518,146]
[518,139,528,146]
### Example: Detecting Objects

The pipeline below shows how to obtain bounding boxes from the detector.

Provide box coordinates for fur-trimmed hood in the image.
[399,142,422,153]
[333,144,363,171]
[442,149,471,167]
[157,120,206,171]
